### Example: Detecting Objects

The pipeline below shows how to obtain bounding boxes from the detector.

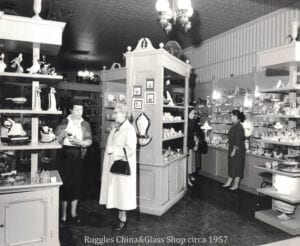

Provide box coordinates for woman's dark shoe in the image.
[189,174,196,182]
[112,219,127,231]
[59,219,67,228]
[70,216,81,225]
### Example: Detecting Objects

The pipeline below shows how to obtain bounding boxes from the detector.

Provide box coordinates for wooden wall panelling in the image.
[184,4,300,82]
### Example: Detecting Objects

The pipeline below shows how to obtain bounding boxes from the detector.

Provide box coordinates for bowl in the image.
[5,97,27,104]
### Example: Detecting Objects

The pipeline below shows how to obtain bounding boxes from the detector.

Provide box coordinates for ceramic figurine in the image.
[48,87,57,111]
[39,55,51,74]
[33,86,42,110]
[5,118,27,137]
[27,58,40,74]
[10,53,23,73]
[40,126,56,143]
[166,91,175,106]
[0,53,7,72]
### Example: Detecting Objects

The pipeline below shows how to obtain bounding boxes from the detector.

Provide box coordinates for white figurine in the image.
[40,55,51,74]
[166,91,175,106]
[0,53,7,72]
[48,87,57,111]
[40,126,56,142]
[10,53,23,73]
[33,86,42,110]
[27,58,40,74]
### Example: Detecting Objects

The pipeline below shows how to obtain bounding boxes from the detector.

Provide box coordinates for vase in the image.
[33,0,42,19]
[291,21,299,41]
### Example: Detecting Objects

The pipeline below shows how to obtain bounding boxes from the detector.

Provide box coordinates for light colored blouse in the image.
[63,115,83,146]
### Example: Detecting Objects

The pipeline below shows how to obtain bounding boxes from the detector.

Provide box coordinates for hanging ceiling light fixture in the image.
[77,57,94,79]
[155,0,193,33]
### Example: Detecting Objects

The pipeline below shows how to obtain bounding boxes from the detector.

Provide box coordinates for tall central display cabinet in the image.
[125,38,191,215]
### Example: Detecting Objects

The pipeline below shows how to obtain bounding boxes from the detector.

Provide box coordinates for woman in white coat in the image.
[100,103,137,231]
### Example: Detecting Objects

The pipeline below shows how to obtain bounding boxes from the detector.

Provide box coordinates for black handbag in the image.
[110,148,131,175]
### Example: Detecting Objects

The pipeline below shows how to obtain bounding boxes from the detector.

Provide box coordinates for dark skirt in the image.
[228,149,245,178]
[58,146,83,201]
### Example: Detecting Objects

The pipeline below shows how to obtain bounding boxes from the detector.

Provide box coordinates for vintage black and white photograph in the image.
[1,0,300,246]
[132,98,143,110]
[146,78,155,90]
[133,85,142,96]
[145,91,155,104]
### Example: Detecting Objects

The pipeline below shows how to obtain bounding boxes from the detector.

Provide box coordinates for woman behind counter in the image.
[100,103,137,231]
[55,101,92,226]
[223,110,246,191]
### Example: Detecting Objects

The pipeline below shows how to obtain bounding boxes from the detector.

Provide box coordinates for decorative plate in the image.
[118,94,125,103]
[106,94,115,103]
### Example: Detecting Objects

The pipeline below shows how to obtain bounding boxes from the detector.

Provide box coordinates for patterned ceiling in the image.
[0,0,299,70]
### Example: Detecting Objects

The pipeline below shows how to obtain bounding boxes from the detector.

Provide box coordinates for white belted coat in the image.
[99,119,137,210]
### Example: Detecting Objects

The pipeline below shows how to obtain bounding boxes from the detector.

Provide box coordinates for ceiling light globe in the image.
[178,0,191,10]
[187,7,193,17]
[78,70,83,77]
[83,70,89,77]
[166,8,173,19]
[155,0,170,12]
[160,15,169,26]
[180,15,189,25]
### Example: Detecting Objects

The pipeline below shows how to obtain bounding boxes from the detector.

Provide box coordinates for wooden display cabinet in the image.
[254,41,300,235]
[0,7,65,246]
[124,38,191,215]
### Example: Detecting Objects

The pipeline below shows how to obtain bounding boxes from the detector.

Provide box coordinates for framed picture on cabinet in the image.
[146,79,154,91]
[133,98,143,111]
[133,85,142,96]
[145,91,155,104]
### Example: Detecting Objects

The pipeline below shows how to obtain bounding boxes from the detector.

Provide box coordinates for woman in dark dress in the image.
[223,110,245,191]
[55,102,92,226]
[187,109,206,186]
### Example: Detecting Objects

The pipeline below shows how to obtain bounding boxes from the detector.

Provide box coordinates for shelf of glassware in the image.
[0,109,62,115]
[0,72,62,83]
[163,120,185,124]
[257,139,300,147]
[255,165,300,178]
[259,88,300,94]
[0,141,61,151]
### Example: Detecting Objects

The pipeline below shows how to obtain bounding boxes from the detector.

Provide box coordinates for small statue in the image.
[39,55,51,74]
[27,57,41,74]
[48,87,57,111]
[166,91,175,106]
[33,86,41,110]
[4,118,27,137]
[10,53,23,73]
[40,126,56,143]
[0,53,7,72]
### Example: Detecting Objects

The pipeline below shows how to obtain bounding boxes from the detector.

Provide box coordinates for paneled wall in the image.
[184,3,300,83]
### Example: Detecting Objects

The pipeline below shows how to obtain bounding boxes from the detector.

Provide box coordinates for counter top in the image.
[0,170,62,194]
